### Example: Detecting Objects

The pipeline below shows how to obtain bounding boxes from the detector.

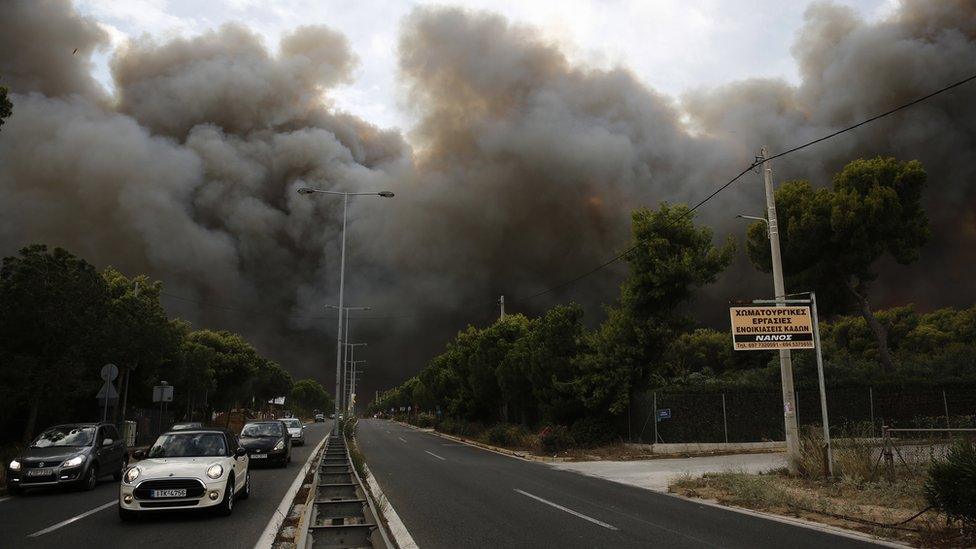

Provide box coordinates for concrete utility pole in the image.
[499,295,505,320]
[760,146,801,471]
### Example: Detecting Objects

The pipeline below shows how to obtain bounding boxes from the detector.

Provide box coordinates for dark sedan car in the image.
[6,423,127,494]
[238,421,291,467]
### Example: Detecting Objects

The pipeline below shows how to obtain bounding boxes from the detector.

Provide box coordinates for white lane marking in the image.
[513,489,618,531]
[398,437,407,443]
[0,497,11,504]
[424,451,446,461]
[28,500,117,537]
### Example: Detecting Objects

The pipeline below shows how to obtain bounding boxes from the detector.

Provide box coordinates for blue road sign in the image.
[657,408,671,421]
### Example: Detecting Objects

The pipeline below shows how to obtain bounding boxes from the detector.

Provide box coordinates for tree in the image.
[747,157,929,373]
[0,245,111,441]
[289,379,333,418]
[252,359,293,404]
[185,330,263,410]
[575,203,735,415]
[0,76,11,131]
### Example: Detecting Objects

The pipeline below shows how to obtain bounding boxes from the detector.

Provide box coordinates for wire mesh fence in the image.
[626,385,976,444]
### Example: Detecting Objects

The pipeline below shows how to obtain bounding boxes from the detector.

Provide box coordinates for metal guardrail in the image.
[303,434,392,549]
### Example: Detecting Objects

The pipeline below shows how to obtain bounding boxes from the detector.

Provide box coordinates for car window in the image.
[148,433,227,458]
[31,426,95,448]
[241,423,283,437]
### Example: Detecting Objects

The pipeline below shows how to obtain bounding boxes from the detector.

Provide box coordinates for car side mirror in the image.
[102,438,113,447]
[133,450,146,460]
[235,447,247,458]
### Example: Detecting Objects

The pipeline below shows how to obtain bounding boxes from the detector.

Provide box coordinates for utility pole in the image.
[499,295,505,320]
[760,146,801,472]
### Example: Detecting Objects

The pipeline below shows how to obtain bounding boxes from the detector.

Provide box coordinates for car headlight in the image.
[206,464,223,479]
[9,459,21,471]
[63,455,85,468]
[274,439,285,451]
[124,466,141,483]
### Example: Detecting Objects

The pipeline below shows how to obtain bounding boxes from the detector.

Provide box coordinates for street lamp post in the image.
[325,305,370,411]
[349,359,366,414]
[298,186,393,433]
[345,343,367,412]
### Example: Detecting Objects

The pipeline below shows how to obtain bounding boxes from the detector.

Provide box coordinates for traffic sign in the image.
[96,381,118,400]
[100,363,119,381]
[657,408,671,421]
[153,384,174,402]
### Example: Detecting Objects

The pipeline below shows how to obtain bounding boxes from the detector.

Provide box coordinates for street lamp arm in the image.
[298,187,394,197]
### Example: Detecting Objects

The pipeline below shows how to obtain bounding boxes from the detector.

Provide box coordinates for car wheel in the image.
[215,477,234,516]
[238,471,250,500]
[113,456,128,481]
[81,464,98,491]
[119,504,137,522]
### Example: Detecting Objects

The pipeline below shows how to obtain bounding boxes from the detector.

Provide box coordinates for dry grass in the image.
[670,470,971,547]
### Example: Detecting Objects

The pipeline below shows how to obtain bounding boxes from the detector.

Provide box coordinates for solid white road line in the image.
[514,489,618,531]
[398,437,407,443]
[424,450,446,461]
[0,496,11,504]
[28,500,117,538]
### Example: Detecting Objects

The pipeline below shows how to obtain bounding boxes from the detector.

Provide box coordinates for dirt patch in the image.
[669,471,973,547]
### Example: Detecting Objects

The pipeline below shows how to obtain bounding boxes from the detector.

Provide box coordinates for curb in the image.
[667,493,910,548]
[362,461,417,549]
[253,433,328,549]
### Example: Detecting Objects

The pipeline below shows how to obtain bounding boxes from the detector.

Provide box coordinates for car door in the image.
[228,434,247,489]
[105,425,124,469]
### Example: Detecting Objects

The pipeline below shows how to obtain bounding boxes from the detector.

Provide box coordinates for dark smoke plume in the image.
[1,0,975,399]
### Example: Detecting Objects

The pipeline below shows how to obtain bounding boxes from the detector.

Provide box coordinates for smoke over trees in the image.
[1,0,975,399]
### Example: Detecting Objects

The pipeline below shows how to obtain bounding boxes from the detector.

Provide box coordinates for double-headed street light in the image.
[298,186,394,433]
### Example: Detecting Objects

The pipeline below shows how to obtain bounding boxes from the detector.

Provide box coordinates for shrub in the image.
[540,425,574,453]
[485,424,528,447]
[438,418,459,435]
[925,440,976,525]
[569,417,615,448]
[414,413,436,428]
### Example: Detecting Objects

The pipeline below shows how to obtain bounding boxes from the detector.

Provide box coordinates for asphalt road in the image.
[358,419,881,549]
[0,420,330,549]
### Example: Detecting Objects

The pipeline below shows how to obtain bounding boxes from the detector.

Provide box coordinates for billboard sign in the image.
[730,305,814,350]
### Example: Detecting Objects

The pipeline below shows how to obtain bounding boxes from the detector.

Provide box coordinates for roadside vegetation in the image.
[370,157,975,452]
[0,244,333,450]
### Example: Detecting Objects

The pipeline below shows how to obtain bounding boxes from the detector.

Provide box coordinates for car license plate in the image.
[250,454,267,459]
[151,489,187,498]
[26,468,53,477]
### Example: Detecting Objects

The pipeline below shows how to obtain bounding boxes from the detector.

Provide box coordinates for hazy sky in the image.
[75,0,895,132]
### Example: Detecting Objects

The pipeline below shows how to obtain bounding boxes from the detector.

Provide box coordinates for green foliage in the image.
[569,416,615,448]
[0,244,293,444]
[0,80,11,130]
[290,379,333,418]
[485,423,528,447]
[925,440,976,525]
[540,425,574,454]
[747,157,929,372]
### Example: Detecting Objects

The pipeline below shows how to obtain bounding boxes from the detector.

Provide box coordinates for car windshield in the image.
[31,426,95,448]
[283,419,302,428]
[241,423,282,437]
[171,423,202,431]
[148,433,227,458]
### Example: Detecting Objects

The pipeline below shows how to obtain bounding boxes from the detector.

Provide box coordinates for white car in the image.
[282,418,305,446]
[119,428,249,520]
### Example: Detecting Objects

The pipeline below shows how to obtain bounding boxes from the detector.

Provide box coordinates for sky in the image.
[75,0,896,133]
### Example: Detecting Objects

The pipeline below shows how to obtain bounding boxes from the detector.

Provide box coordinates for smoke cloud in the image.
[1,0,974,399]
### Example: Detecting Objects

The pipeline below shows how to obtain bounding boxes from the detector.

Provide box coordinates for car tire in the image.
[113,456,128,482]
[215,477,234,517]
[119,504,137,522]
[81,464,98,491]
[238,470,250,500]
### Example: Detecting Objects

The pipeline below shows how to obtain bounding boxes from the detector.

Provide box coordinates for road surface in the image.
[358,419,880,548]
[0,421,330,548]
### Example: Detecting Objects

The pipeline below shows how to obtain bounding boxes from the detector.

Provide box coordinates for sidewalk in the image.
[550,451,787,491]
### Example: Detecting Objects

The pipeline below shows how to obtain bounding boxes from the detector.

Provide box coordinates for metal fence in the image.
[625,386,976,444]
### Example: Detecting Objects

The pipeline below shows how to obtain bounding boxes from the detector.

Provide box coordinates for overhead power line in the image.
[159,71,976,320]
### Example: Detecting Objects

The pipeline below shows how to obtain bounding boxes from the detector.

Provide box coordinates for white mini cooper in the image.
[119,428,250,520]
